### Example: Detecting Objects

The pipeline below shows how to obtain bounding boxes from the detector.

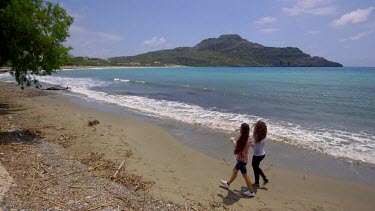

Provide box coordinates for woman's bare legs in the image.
[225,168,254,193]
[227,168,238,185]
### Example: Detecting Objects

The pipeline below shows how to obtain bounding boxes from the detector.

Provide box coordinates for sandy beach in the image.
[0,81,374,210]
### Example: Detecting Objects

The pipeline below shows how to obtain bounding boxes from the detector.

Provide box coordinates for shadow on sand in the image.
[217,186,243,205]
[0,130,40,145]
[0,103,26,116]
[217,184,269,205]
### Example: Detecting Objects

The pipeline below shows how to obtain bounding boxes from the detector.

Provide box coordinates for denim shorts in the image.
[235,160,247,174]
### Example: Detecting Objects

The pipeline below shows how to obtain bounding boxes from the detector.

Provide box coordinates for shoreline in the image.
[69,93,375,185]
[0,65,188,73]
[60,65,188,70]
[3,72,371,170]
[12,66,372,165]
[1,81,374,210]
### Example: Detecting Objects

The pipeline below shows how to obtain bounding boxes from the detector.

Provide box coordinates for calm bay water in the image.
[1,67,374,163]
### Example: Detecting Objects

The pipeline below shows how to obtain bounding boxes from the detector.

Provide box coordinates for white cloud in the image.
[69,25,87,33]
[94,32,123,41]
[142,37,167,47]
[258,28,280,33]
[339,31,373,42]
[333,7,375,27]
[69,25,123,41]
[305,30,321,35]
[254,16,277,24]
[308,6,336,15]
[66,25,124,58]
[283,0,336,16]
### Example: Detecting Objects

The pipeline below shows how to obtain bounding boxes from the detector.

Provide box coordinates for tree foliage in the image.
[0,0,73,88]
[67,56,111,66]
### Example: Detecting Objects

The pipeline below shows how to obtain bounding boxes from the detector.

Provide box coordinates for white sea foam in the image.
[113,78,130,83]
[2,73,374,164]
[113,78,146,84]
[0,73,14,82]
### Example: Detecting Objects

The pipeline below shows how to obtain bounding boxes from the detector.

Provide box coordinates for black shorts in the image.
[235,160,247,174]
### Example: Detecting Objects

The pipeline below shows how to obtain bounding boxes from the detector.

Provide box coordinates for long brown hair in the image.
[234,123,250,154]
[253,120,267,142]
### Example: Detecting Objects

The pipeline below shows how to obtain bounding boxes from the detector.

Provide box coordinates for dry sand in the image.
[1,82,374,210]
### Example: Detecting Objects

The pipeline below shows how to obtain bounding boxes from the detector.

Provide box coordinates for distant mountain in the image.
[108,34,342,67]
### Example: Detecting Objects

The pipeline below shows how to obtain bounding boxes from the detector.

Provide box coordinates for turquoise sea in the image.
[1,67,374,163]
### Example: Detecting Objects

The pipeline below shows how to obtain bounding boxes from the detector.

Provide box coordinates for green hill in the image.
[66,56,110,66]
[108,34,342,67]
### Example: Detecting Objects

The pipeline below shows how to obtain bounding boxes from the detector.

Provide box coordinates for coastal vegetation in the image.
[66,56,111,66]
[0,0,73,88]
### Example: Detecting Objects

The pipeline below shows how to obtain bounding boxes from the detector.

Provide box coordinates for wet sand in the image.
[70,95,375,186]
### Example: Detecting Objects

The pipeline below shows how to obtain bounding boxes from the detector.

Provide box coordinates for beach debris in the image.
[61,134,68,140]
[87,202,113,210]
[191,205,199,211]
[69,185,95,189]
[88,119,100,126]
[111,159,126,180]
[0,137,181,210]
[43,86,71,91]
[209,201,222,209]
[0,82,191,210]
[56,134,75,148]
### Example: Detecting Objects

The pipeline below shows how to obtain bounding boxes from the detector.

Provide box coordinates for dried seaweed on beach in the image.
[0,82,226,211]
[0,84,187,210]
[88,119,100,126]
[0,133,185,210]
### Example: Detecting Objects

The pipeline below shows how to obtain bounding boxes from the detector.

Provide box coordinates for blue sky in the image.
[57,0,375,66]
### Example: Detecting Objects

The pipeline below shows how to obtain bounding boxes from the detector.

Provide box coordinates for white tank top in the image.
[253,137,266,156]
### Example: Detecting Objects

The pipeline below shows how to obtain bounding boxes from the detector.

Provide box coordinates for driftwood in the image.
[88,202,113,211]
[111,159,126,179]
[44,86,71,91]
[0,67,11,73]
[191,206,199,211]
[69,185,95,189]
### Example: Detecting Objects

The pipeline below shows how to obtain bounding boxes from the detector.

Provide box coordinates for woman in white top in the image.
[251,120,269,187]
